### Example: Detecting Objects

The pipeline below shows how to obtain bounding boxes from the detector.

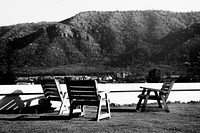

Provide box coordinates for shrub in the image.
[146,68,162,83]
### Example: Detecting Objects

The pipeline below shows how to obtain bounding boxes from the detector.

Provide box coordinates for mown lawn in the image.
[0,103,200,133]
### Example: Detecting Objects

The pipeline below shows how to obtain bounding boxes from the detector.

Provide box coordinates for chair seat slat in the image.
[71,91,96,95]
[43,88,58,92]
[70,95,97,98]
[72,101,99,106]
[44,91,59,96]
[70,86,96,91]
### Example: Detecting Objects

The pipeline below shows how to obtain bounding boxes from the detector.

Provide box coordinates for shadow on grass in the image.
[0,106,168,121]
[0,109,134,121]
[0,115,69,121]
[0,112,82,121]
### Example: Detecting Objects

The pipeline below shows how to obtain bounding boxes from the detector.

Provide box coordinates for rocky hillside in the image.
[1,10,200,76]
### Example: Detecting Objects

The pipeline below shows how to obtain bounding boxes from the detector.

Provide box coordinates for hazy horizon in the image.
[0,0,199,26]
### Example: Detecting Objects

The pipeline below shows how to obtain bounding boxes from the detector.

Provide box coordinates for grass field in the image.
[0,103,200,133]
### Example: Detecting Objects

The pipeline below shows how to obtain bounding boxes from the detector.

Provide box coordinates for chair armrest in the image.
[98,90,110,96]
[140,87,159,91]
[140,87,167,93]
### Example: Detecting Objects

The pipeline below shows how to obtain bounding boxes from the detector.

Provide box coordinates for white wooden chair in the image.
[65,79,111,121]
[40,79,69,115]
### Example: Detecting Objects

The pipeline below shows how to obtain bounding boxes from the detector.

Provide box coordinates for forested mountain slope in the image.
[1,10,200,76]
[61,10,200,66]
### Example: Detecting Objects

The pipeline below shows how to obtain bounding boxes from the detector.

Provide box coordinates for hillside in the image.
[61,11,200,66]
[1,10,200,80]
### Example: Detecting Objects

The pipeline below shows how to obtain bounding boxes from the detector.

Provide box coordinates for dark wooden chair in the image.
[0,90,25,113]
[65,79,111,121]
[40,79,69,115]
[136,80,175,112]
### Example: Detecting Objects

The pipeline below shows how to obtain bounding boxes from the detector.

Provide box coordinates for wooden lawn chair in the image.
[0,90,25,113]
[136,80,175,112]
[65,79,111,121]
[40,79,69,115]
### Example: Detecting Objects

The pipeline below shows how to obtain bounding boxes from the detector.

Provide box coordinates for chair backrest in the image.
[160,80,175,100]
[0,98,22,113]
[40,79,63,101]
[65,80,99,106]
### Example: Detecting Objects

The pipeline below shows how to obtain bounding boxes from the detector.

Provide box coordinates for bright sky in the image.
[0,0,199,26]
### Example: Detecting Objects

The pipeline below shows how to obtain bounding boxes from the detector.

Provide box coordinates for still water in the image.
[0,83,200,108]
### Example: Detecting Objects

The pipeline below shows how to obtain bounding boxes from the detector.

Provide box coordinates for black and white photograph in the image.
[0,0,200,132]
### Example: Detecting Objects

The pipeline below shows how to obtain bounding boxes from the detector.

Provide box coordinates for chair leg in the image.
[161,96,169,112]
[136,98,143,110]
[105,93,111,118]
[59,102,65,115]
[96,101,102,121]
[141,97,148,112]
[80,105,85,116]
[69,105,74,118]
[157,100,162,108]
[59,94,69,115]
[141,90,150,112]
[154,91,162,108]
[59,102,63,115]
[59,101,69,115]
